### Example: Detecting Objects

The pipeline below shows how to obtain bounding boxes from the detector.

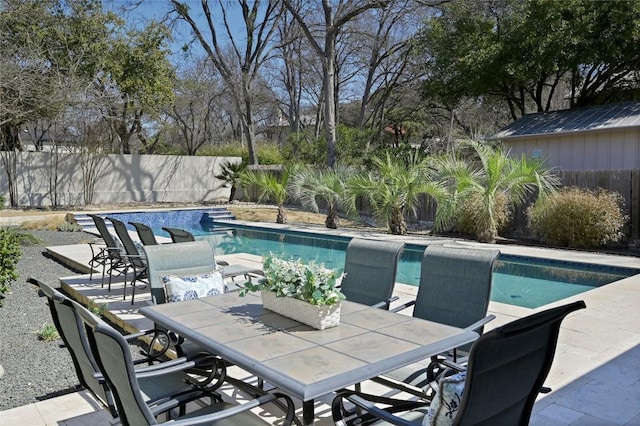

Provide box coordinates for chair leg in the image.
[101,261,107,288]
[122,266,130,301]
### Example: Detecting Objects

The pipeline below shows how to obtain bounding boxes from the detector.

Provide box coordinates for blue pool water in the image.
[194,223,636,309]
[106,211,638,309]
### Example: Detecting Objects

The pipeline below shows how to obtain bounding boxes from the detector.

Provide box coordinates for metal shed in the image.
[490,101,640,171]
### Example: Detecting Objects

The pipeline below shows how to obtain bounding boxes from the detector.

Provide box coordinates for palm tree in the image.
[241,165,298,224]
[433,140,560,243]
[215,160,248,202]
[289,166,354,229]
[347,151,442,235]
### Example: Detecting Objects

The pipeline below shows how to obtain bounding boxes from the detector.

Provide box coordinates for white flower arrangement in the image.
[239,254,345,306]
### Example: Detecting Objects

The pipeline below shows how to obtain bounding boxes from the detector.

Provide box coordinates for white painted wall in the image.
[501,128,640,170]
[1,152,241,207]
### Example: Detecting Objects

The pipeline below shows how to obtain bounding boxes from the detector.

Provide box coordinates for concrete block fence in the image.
[1,152,240,208]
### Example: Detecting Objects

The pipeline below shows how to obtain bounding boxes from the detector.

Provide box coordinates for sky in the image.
[105,0,245,69]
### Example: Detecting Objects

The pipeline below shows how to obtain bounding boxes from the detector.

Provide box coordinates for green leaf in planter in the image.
[239,254,345,306]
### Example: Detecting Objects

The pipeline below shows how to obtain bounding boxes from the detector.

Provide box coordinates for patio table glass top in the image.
[140,292,478,404]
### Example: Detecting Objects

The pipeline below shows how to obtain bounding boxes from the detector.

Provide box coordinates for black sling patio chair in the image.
[88,214,129,291]
[374,244,499,393]
[28,278,222,420]
[332,300,587,426]
[339,238,405,309]
[130,221,160,245]
[108,217,150,304]
[160,226,263,282]
[74,293,297,426]
[162,227,196,243]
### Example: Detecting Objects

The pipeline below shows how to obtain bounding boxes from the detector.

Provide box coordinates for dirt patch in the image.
[2,202,385,232]
[226,206,376,230]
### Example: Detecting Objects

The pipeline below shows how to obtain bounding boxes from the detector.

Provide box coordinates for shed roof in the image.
[490,101,640,140]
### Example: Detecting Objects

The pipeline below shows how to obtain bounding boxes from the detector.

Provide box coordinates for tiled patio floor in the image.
[1,227,638,425]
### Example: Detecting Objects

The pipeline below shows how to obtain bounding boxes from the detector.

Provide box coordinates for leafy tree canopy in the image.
[419,0,640,119]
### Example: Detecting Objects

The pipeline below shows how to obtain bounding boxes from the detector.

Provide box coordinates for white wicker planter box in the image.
[261,290,341,330]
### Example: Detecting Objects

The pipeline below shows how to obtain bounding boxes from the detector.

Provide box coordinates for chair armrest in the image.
[123,254,146,260]
[390,299,416,313]
[464,314,496,332]
[91,372,107,384]
[371,374,430,399]
[331,390,424,426]
[133,358,198,378]
[370,296,400,310]
[122,328,172,361]
[155,392,296,426]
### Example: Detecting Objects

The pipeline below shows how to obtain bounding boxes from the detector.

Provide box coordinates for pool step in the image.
[70,208,236,234]
[201,208,236,223]
[71,213,112,234]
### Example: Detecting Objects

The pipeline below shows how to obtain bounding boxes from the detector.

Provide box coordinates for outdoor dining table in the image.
[140,292,479,425]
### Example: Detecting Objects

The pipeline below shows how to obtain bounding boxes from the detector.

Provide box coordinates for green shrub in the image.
[57,221,83,232]
[281,132,326,165]
[257,143,286,165]
[88,300,108,317]
[452,192,511,239]
[201,142,284,165]
[528,187,627,248]
[200,144,245,158]
[37,323,59,341]
[0,227,22,306]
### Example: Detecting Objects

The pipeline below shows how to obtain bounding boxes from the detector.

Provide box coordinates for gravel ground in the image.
[0,230,95,411]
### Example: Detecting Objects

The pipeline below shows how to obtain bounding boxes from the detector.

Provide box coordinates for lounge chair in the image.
[377,244,499,391]
[28,278,220,419]
[339,238,405,309]
[87,214,129,291]
[73,292,297,426]
[162,226,196,243]
[130,221,159,245]
[332,300,587,425]
[107,217,149,304]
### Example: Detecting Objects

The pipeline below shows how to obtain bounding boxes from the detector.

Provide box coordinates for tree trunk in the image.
[277,204,287,224]
[325,208,339,229]
[242,73,259,165]
[323,54,337,168]
[389,207,407,235]
[229,185,237,203]
[0,150,19,207]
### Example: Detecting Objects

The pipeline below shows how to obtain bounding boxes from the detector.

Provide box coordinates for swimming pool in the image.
[190,223,636,309]
[104,210,638,309]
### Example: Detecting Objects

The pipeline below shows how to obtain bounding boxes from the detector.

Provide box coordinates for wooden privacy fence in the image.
[410,169,639,240]
[243,167,638,239]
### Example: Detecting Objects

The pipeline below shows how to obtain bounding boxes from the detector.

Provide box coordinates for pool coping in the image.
[215,219,640,269]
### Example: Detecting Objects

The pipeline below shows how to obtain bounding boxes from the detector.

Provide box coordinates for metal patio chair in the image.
[332,300,587,426]
[162,227,196,243]
[28,278,221,420]
[108,217,150,304]
[376,244,500,392]
[87,214,129,291]
[130,221,160,245]
[339,238,405,309]
[74,293,297,426]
